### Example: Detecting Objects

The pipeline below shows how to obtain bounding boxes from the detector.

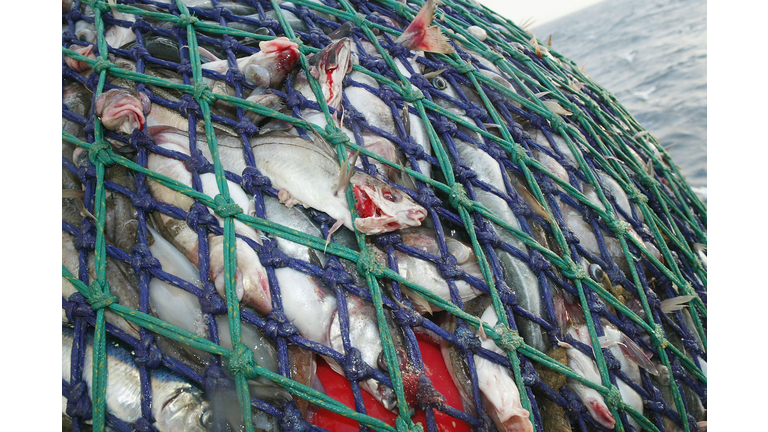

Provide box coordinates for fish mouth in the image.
[587,399,616,430]
[352,185,427,235]
[65,44,96,73]
[95,89,151,135]
[256,37,300,87]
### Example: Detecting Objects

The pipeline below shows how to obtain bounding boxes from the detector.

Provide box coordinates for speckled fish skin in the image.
[62,325,212,432]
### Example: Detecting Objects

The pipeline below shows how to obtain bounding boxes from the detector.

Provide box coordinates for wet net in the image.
[61,0,707,431]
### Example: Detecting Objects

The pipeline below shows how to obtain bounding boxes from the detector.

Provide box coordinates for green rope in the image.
[62,0,706,430]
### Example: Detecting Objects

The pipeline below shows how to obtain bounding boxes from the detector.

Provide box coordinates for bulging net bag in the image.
[62,0,706,431]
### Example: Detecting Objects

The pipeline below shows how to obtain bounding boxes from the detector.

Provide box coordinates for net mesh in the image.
[61,0,707,431]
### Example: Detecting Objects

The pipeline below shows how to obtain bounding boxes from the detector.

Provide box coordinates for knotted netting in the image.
[61,0,707,431]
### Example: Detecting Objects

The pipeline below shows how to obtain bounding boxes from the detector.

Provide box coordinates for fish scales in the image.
[62,0,706,431]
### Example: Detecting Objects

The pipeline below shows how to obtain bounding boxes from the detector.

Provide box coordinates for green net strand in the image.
[63,0,706,430]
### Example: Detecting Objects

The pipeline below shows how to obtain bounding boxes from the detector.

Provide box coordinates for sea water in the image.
[533,0,707,192]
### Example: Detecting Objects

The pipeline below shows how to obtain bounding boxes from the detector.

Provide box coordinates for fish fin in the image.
[422,68,447,79]
[547,34,552,46]
[619,333,659,375]
[542,100,572,116]
[334,149,360,197]
[417,26,456,54]
[402,286,433,315]
[660,295,696,314]
[633,130,651,139]
[597,336,620,349]
[326,219,344,252]
[401,106,410,136]
[529,36,542,58]
[645,158,655,176]
[556,339,573,350]
[534,91,552,99]
[308,248,324,269]
[396,0,455,54]
[63,189,97,221]
[322,355,345,377]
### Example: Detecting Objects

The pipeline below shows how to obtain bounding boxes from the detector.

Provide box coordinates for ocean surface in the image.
[532,0,707,191]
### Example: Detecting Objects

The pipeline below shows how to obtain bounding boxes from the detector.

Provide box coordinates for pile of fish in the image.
[62,0,707,431]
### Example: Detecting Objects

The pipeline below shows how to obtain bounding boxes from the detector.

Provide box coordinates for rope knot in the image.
[193,82,216,104]
[130,243,161,275]
[131,418,154,432]
[66,380,93,419]
[177,93,200,117]
[200,285,227,315]
[374,232,403,248]
[353,12,368,27]
[394,305,423,327]
[604,385,623,409]
[625,183,648,204]
[235,118,259,136]
[638,171,658,189]
[265,310,299,338]
[87,283,117,310]
[258,242,290,268]
[417,186,442,209]
[357,248,385,277]
[228,343,257,377]
[547,114,565,132]
[560,258,588,280]
[321,259,354,286]
[183,149,210,174]
[448,183,472,210]
[91,58,113,74]
[134,334,163,369]
[396,417,423,432]
[494,324,525,352]
[510,142,531,165]
[213,194,242,218]
[650,324,668,348]
[240,167,272,193]
[432,118,457,135]
[528,250,551,272]
[484,50,505,65]
[437,259,463,280]
[129,128,155,150]
[176,15,200,27]
[341,347,370,381]
[453,61,475,74]
[604,218,630,237]
[187,201,218,230]
[65,293,96,322]
[88,140,115,166]
[324,129,350,147]
[400,85,424,103]
[453,325,480,351]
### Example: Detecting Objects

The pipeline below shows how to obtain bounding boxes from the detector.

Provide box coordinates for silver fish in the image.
[62,325,212,432]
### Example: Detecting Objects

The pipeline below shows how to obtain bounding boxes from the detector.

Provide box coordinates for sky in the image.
[478,0,607,27]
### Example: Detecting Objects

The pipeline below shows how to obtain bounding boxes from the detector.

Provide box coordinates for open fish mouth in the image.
[352,184,427,235]
[94,88,151,136]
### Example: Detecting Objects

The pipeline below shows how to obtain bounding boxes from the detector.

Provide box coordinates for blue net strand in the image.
[63,0,706,430]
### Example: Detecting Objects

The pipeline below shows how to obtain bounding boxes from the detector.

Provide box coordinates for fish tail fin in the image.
[660,295,696,314]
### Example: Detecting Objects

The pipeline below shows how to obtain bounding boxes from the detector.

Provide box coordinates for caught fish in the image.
[395,0,455,54]
[62,325,212,432]
[440,297,533,432]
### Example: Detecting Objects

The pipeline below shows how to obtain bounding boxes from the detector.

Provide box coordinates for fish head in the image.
[156,388,213,432]
[352,177,427,235]
[94,88,151,137]
[246,37,300,89]
[309,37,354,110]
[64,44,96,73]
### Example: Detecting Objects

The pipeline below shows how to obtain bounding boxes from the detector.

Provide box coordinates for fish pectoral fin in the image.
[334,148,360,197]
[402,286,433,315]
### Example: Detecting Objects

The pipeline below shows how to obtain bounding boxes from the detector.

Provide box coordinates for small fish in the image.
[395,0,455,54]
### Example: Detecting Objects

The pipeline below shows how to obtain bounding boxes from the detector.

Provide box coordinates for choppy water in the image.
[533,0,707,190]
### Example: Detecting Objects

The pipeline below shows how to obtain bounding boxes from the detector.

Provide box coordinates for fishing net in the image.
[61,0,707,431]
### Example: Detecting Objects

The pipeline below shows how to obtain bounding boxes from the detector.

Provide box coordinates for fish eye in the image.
[378,351,389,372]
[432,76,447,90]
[588,263,604,281]
[382,189,401,202]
